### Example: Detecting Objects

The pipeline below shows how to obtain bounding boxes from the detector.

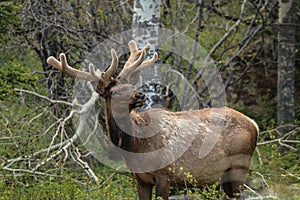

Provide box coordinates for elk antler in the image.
[46,50,118,87]
[46,40,158,87]
[117,40,158,80]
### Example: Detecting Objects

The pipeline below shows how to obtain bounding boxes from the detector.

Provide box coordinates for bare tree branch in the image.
[257,126,299,150]
[15,88,74,107]
[3,83,100,182]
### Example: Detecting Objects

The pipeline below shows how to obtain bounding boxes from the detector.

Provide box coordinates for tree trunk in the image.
[132,0,161,57]
[132,0,162,109]
[277,0,297,132]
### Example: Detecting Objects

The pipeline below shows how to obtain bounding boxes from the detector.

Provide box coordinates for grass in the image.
[0,168,138,200]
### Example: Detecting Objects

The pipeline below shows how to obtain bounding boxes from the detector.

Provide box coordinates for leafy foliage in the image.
[0,61,38,100]
[0,1,21,43]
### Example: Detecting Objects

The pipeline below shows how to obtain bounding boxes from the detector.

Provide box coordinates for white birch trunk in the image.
[132,0,162,109]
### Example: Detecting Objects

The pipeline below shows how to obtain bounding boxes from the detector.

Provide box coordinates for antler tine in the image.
[128,40,151,54]
[123,41,146,69]
[47,53,94,81]
[134,52,158,72]
[117,40,157,80]
[102,49,118,82]
[89,63,97,78]
[128,40,139,53]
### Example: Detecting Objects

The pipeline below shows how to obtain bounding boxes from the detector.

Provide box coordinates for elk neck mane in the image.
[104,92,157,153]
[104,94,134,152]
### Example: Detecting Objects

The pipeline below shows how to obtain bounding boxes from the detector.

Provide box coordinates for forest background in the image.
[0,0,299,199]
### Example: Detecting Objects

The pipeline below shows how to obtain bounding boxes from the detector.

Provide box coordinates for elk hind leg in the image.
[221,166,248,198]
[155,179,171,200]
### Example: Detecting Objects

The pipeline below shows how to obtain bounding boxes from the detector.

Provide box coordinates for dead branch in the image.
[33,83,99,171]
[15,88,74,107]
[71,147,99,183]
[257,126,299,150]
[3,83,99,183]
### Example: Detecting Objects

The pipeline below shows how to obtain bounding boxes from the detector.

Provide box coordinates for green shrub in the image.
[0,61,38,100]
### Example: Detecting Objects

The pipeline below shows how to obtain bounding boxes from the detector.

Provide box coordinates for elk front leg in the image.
[155,179,171,200]
[136,180,153,200]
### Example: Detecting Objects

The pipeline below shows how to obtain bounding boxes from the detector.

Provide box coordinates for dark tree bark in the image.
[277,0,297,131]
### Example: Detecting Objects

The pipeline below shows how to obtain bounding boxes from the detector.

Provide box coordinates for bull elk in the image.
[47,41,258,199]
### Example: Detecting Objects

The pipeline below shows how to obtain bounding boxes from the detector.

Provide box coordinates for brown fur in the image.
[106,85,258,200]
